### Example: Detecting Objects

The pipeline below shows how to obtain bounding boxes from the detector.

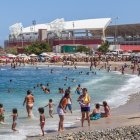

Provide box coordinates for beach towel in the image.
[90,113,101,120]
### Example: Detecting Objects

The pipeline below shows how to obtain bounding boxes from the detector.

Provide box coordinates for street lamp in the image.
[114,16,119,45]
[72,22,75,45]
[32,20,36,41]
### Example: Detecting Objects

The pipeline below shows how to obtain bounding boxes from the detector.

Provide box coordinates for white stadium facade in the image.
[4,18,140,53]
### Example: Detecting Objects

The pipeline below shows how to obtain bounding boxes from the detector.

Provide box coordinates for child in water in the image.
[38,107,45,136]
[0,104,5,123]
[44,99,55,118]
[11,108,18,131]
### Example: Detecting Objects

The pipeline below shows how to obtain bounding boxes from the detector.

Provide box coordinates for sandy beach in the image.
[23,61,140,140]
[26,92,140,140]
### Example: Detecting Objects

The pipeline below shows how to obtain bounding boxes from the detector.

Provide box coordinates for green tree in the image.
[97,41,109,53]
[77,46,90,53]
[5,47,17,55]
[25,42,51,55]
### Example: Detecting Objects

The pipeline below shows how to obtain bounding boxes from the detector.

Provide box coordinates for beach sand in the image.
[26,92,140,140]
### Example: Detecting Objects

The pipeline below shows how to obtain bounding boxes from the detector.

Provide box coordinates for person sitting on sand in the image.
[23,90,34,118]
[38,107,45,136]
[11,108,18,131]
[90,104,101,120]
[0,104,5,123]
[101,101,111,117]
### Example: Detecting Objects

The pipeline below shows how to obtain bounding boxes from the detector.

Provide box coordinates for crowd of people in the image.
[0,83,110,136]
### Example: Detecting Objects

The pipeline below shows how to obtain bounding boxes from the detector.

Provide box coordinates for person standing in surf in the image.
[0,104,5,123]
[23,90,34,118]
[57,92,70,132]
[38,107,45,136]
[77,88,90,127]
[11,108,18,131]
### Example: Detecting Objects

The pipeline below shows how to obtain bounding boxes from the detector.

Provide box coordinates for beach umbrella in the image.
[17,54,28,58]
[122,53,130,56]
[131,53,136,57]
[29,54,37,57]
[7,54,16,58]
[114,48,123,52]
[106,52,113,55]
[40,52,48,56]
[0,56,7,59]
[53,56,60,59]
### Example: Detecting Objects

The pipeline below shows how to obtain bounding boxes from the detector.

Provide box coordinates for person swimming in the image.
[46,83,49,87]
[75,84,82,95]
[86,72,90,75]
[50,69,53,73]
[72,78,76,82]
[44,88,50,94]
[64,76,68,81]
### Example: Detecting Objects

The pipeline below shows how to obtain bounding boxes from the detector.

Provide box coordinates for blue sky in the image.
[0,0,140,46]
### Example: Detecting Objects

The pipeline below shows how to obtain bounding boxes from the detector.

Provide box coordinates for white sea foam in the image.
[107,75,140,108]
[82,76,108,87]
[0,68,7,71]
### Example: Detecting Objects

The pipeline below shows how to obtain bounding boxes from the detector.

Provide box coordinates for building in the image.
[4,18,111,53]
[106,23,140,52]
[4,18,140,52]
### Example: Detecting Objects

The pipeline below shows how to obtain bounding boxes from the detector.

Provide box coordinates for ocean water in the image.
[0,65,140,140]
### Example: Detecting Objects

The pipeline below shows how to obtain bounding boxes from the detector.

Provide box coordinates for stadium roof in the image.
[20,18,111,34]
[63,18,111,31]
[106,23,140,36]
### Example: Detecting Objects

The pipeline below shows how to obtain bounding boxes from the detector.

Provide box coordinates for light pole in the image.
[20,27,24,47]
[114,16,119,46]
[32,20,36,41]
[72,22,75,45]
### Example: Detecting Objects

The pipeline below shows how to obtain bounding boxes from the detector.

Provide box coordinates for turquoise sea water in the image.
[0,65,140,140]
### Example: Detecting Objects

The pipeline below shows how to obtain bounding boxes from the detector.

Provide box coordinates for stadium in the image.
[4,18,140,53]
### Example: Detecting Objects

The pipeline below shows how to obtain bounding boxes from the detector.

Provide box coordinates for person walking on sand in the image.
[77,88,90,127]
[23,90,34,118]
